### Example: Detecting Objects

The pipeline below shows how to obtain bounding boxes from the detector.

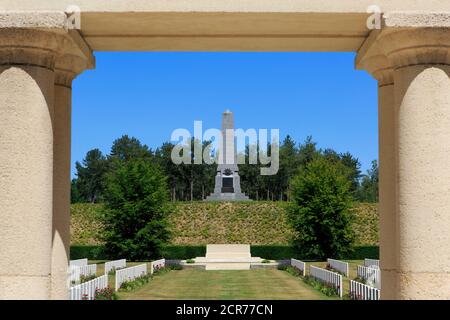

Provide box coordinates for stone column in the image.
[377,71,397,299]
[379,27,450,299]
[50,55,92,299]
[51,61,73,300]
[358,17,450,299]
[374,64,397,300]
[357,51,397,299]
[0,29,59,299]
[0,13,94,298]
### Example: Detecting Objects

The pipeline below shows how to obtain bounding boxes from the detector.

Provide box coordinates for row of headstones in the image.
[69,258,129,285]
[68,258,127,300]
[68,258,166,300]
[290,258,381,300]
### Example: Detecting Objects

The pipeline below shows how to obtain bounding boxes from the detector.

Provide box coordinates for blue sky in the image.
[72,52,378,178]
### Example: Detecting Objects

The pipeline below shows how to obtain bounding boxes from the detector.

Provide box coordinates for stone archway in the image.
[1,1,450,299]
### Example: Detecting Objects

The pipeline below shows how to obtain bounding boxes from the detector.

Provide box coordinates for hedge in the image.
[70,245,107,260]
[70,245,206,260]
[251,245,379,260]
[70,244,378,261]
[346,245,379,260]
[251,245,297,260]
[163,245,206,259]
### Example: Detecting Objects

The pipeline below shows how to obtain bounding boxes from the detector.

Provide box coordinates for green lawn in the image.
[116,269,338,300]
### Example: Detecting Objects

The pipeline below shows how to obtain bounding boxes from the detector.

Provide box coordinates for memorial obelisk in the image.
[206,110,250,201]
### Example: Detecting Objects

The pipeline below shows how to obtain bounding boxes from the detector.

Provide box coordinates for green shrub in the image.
[277,264,288,271]
[186,259,195,264]
[103,159,172,261]
[80,274,97,283]
[261,259,271,264]
[283,265,303,277]
[288,157,355,260]
[303,276,339,297]
[153,266,174,275]
[167,264,183,270]
[94,287,117,300]
[119,274,152,292]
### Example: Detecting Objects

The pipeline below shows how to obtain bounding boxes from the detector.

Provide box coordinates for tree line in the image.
[71,134,378,204]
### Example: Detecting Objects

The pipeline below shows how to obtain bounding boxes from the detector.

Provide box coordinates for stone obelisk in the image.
[206,110,250,201]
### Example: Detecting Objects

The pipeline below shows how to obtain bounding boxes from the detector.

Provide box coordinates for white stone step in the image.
[205,263,251,270]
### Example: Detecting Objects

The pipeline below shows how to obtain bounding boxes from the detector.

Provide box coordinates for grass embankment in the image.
[170,201,293,245]
[71,201,378,247]
[71,203,105,245]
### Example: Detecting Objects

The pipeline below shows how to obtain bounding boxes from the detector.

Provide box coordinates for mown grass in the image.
[116,269,337,300]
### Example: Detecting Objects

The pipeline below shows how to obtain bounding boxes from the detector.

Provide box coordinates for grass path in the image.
[117,269,338,300]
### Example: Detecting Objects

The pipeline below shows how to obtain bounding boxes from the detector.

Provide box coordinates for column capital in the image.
[378,27,450,69]
[54,55,85,88]
[357,13,450,80]
[356,31,394,87]
[0,28,62,69]
[0,12,95,82]
[55,27,95,87]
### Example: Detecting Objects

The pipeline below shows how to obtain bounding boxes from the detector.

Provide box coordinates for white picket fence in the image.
[150,258,166,274]
[69,264,97,285]
[364,258,380,268]
[69,258,88,267]
[290,258,306,276]
[105,259,127,275]
[327,258,349,277]
[357,265,381,289]
[69,275,108,300]
[310,265,343,298]
[115,264,148,291]
[350,280,380,300]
